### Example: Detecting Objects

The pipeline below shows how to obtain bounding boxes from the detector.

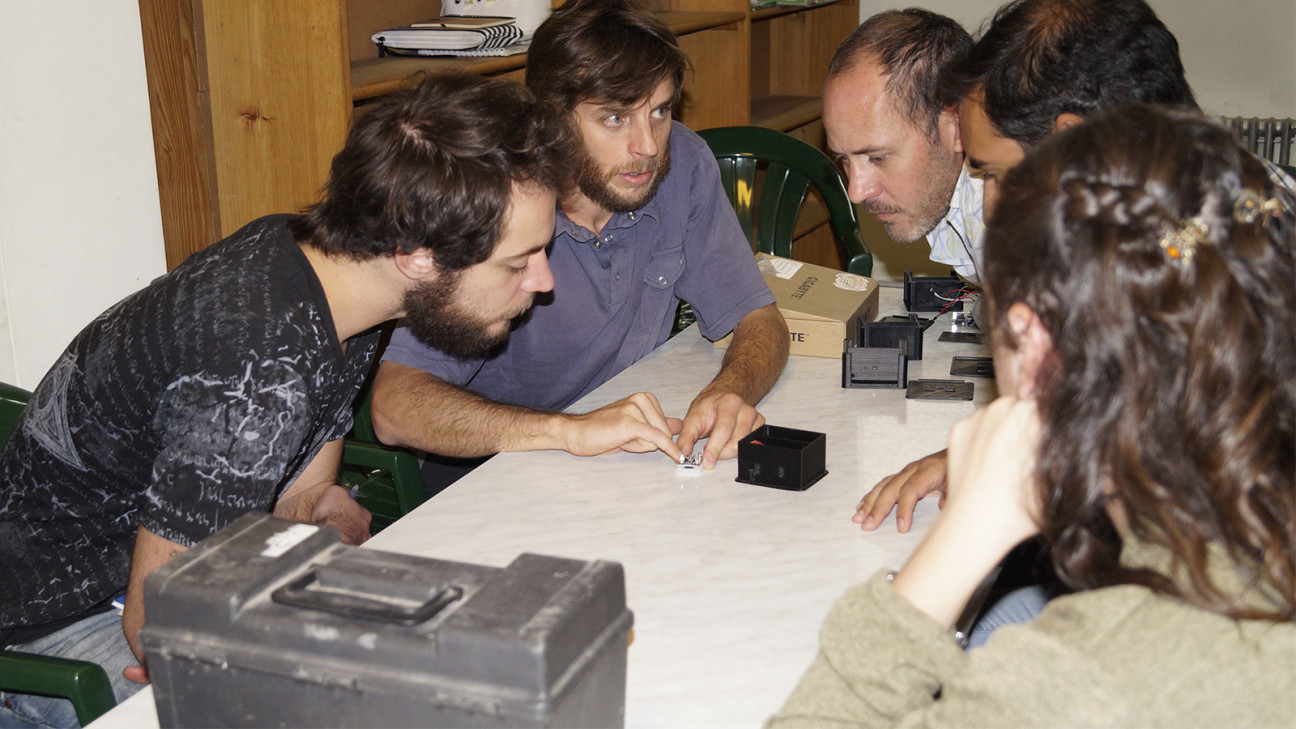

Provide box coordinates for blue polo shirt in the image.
[383,121,774,412]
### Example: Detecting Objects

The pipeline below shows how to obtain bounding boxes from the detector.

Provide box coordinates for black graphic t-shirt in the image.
[0,215,379,643]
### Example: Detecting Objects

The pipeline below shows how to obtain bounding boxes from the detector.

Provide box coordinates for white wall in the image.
[0,1,167,388]
[860,0,1296,119]
[1159,0,1296,118]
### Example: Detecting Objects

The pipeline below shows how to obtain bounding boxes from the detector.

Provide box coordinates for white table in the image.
[90,287,994,729]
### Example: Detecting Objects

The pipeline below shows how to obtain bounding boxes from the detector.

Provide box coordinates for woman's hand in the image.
[890,397,1045,629]
[943,396,1044,543]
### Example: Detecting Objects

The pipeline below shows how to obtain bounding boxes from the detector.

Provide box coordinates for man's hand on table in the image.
[563,393,685,461]
[854,449,948,532]
[676,390,765,470]
[311,484,373,545]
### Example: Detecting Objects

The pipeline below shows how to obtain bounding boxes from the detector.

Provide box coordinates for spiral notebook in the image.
[372,16,526,55]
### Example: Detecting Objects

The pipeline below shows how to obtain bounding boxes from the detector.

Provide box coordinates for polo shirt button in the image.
[657,276,668,284]
[628,212,637,220]
[616,273,621,281]
[593,240,602,249]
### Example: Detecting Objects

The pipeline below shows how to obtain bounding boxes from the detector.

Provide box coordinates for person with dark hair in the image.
[372,0,789,484]
[943,0,1198,213]
[0,73,574,728]
[856,0,1205,534]
[770,104,1295,728]
[823,9,983,279]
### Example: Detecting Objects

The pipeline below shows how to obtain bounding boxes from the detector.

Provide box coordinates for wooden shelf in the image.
[665,9,746,35]
[139,0,851,269]
[745,0,855,135]
[352,56,527,102]
[751,94,822,131]
[352,10,746,102]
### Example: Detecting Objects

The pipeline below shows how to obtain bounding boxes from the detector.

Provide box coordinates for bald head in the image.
[828,8,970,137]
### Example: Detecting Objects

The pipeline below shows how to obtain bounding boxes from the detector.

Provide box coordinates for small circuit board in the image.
[677,452,703,474]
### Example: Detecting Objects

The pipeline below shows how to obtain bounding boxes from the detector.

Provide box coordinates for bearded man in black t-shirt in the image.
[0,73,574,727]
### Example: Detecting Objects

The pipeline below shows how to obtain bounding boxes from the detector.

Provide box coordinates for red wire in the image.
[937,288,976,317]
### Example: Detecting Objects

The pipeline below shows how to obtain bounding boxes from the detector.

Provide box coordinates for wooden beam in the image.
[138,0,218,269]
[200,1,352,238]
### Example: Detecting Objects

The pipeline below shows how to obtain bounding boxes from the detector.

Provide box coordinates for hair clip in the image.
[1159,217,1208,263]
[1234,190,1282,225]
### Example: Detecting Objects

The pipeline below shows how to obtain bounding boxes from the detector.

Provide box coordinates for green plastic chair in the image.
[698,125,875,277]
[0,651,117,726]
[0,382,118,726]
[340,378,426,534]
[0,382,30,444]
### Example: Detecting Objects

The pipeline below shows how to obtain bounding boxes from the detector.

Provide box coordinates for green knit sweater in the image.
[768,540,1295,728]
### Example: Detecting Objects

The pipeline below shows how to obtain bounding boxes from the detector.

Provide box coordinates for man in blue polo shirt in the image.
[371,0,789,488]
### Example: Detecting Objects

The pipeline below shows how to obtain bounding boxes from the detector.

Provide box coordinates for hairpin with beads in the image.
[1158,216,1208,263]
[1233,190,1283,225]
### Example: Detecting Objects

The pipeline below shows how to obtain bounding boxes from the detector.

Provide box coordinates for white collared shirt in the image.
[926,164,986,282]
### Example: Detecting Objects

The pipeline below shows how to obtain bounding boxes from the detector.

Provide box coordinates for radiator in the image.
[1221,116,1295,166]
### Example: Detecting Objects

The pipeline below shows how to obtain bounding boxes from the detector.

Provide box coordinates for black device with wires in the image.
[843,272,979,388]
[903,271,975,313]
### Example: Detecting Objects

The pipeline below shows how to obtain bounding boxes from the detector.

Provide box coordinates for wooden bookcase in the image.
[740,0,863,269]
[139,0,856,271]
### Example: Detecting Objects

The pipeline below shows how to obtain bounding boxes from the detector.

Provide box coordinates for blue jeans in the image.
[966,584,1054,650]
[0,610,144,729]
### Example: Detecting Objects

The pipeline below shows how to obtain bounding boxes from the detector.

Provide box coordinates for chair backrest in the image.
[697,126,874,277]
[351,376,379,443]
[0,382,31,447]
[341,364,427,533]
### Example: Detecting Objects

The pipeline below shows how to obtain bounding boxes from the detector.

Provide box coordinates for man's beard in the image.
[861,147,960,244]
[574,147,672,213]
[402,275,532,360]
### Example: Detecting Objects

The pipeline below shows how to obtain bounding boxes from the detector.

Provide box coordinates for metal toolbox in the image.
[141,514,632,728]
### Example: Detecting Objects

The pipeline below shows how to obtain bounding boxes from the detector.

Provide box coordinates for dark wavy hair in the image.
[290,73,575,270]
[827,8,971,139]
[525,0,689,111]
[942,0,1198,149]
[984,105,1295,621]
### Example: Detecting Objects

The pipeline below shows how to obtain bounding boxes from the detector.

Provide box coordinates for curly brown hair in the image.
[291,73,575,270]
[983,104,1295,621]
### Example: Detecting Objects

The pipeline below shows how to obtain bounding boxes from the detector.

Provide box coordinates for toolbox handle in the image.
[271,572,463,625]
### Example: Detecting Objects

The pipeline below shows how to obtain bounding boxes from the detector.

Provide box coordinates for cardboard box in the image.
[716,254,879,358]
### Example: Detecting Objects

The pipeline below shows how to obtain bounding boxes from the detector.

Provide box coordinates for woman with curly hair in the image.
[770,104,1295,727]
